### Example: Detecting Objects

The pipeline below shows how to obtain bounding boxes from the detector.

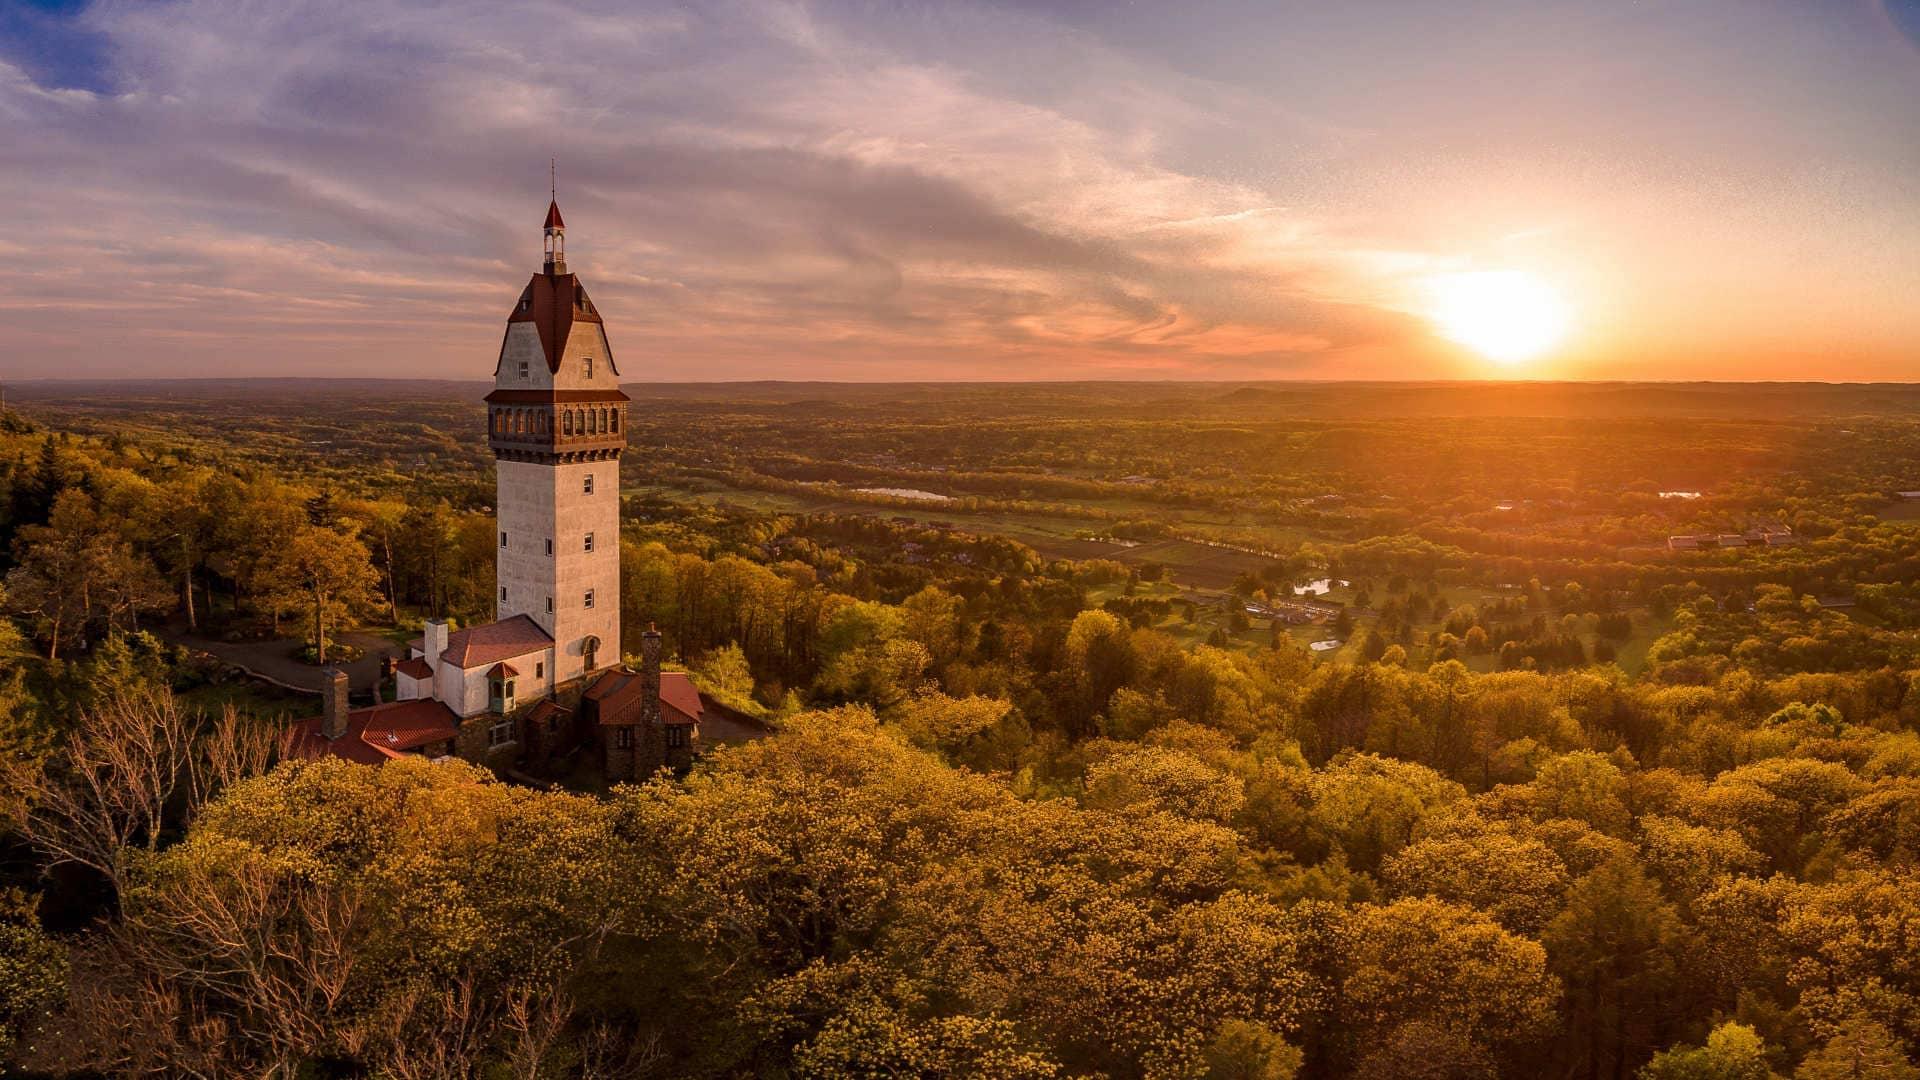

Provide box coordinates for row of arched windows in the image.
[489,406,621,438]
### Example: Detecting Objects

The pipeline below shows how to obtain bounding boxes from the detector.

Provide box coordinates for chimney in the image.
[639,624,661,730]
[424,619,449,666]
[321,666,350,740]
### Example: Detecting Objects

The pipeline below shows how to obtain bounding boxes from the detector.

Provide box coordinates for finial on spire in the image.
[543,163,567,272]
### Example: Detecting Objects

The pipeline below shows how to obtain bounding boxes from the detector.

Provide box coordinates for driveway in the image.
[156,627,399,696]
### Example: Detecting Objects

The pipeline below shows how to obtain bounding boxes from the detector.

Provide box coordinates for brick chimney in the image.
[321,665,350,740]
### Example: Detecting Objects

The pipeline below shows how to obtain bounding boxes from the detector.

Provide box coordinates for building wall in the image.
[395,671,427,702]
[494,323,552,385]
[490,305,621,386]
[497,459,619,686]
[435,645,556,719]
[549,321,620,387]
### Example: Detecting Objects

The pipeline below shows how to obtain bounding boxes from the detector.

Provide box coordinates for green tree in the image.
[1544,858,1695,1080]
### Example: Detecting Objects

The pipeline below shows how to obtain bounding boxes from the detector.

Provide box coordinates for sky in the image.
[1,0,1918,382]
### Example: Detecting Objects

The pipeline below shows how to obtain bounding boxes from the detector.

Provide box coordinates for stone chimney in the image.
[639,624,662,730]
[321,665,350,740]
[424,619,450,666]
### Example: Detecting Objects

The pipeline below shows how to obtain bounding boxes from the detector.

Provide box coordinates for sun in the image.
[1426,270,1572,366]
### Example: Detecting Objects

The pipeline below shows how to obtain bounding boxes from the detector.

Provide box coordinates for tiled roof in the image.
[439,615,552,670]
[286,699,460,765]
[508,271,603,373]
[589,669,704,727]
[487,661,520,679]
[395,657,434,680]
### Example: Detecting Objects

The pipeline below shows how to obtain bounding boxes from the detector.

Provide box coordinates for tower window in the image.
[536,661,544,679]
[517,360,529,380]
[545,537,554,556]
[610,410,619,433]
[583,357,594,379]
[501,586,508,602]
[500,530,507,548]
[584,589,595,609]
[583,474,595,495]
[584,532,594,553]
[545,596,553,614]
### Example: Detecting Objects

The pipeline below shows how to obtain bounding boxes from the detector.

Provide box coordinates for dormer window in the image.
[517,360,529,380]
[582,357,594,379]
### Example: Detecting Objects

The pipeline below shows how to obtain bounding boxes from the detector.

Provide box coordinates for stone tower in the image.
[485,196,628,687]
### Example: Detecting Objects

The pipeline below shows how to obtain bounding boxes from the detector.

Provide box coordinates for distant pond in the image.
[856,487,954,503]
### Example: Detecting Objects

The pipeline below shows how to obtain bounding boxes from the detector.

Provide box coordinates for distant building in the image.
[290,197,712,779]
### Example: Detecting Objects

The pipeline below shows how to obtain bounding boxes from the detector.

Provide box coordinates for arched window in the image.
[563,409,573,436]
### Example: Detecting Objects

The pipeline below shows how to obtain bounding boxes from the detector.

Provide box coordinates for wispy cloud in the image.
[0,0,1915,380]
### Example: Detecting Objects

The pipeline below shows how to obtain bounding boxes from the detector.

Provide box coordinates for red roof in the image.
[545,199,565,229]
[487,661,520,679]
[438,615,553,670]
[395,657,433,680]
[507,272,604,373]
[588,669,704,727]
[285,699,461,765]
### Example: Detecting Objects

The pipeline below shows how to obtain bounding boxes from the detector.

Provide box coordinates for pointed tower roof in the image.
[545,199,565,229]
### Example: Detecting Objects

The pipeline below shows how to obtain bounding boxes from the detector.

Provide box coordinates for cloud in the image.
[7,0,1910,381]
[0,0,1460,380]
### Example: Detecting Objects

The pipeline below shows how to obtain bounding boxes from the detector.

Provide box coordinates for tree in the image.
[0,891,65,1064]
[1794,1018,1919,1080]
[1544,857,1695,1080]
[1639,1022,1778,1080]
[261,524,380,663]
[1383,822,1570,934]
[66,756,622,1077]
[0,688,274,898]
[6,491,168,659]
[1337,898,1558,1070]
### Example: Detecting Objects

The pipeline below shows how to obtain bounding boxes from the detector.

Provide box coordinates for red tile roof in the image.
[395,657,434,680]
[507,271,604,373]
[487,661,520,679]
[588,669,704,727]
[285,699,460,765]
[439,615,552,670]
[545,199,565,229]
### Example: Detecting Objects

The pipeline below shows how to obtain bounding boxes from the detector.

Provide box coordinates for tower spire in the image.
[543,163,566,274]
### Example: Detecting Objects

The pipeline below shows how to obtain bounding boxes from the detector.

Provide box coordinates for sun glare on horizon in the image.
[1427,270,1573,367]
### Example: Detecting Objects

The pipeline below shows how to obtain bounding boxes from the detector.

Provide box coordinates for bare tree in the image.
[1,689,276,898]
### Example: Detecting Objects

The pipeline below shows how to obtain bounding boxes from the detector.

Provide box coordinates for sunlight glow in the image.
[1427,270,1573,365]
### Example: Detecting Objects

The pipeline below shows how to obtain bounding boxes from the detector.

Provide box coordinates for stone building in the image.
[289,197,703,778]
